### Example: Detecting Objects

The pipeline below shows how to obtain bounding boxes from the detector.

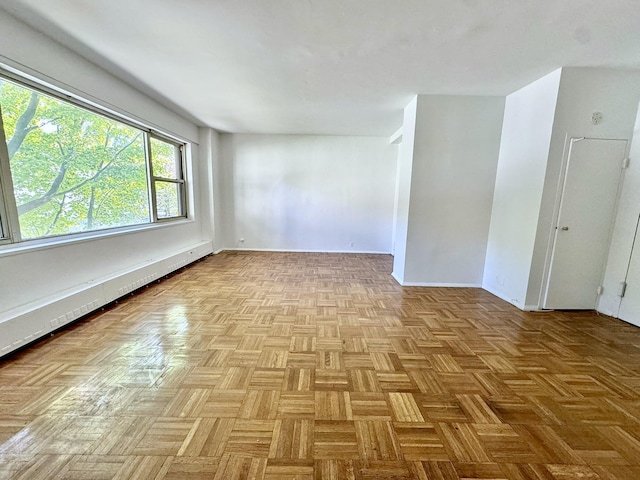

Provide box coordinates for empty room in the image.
[1,1,640,479]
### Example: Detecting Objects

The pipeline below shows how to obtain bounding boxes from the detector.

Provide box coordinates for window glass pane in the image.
[0,79,150,239]
[150,137,180,179]
[155,180,181,218]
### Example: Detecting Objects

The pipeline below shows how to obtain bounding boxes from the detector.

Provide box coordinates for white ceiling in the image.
[2,0,640,136]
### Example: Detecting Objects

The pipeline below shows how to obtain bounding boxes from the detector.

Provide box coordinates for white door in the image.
[618,214,640,326]
[544,138,627,310]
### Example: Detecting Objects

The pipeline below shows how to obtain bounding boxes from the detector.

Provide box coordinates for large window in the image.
[0,74,187,244]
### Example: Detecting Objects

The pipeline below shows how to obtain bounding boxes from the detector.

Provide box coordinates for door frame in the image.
[539,135,629,310]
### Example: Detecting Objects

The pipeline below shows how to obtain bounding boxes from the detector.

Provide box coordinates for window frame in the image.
[147,134,188,222]
[0,67,190,247]
[0,105,19,245]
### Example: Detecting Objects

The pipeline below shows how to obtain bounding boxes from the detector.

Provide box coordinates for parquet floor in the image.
[2,252,640,479]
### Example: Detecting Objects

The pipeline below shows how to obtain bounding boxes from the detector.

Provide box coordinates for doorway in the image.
[544,137,628,310]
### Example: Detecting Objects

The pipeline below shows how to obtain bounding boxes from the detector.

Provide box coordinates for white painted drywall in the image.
[219,134,397,253]
[0,14,210,319]
[400,95,504,286]
[199,127,225,252]
[599,104,640,320]
[526,68,640,308]
[482,70,561,308]
[391,97,417,283]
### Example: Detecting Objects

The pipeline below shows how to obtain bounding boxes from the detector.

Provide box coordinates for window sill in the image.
[0,217,194,259]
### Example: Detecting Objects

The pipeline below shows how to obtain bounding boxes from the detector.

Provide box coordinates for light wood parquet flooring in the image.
[2,251,640,479]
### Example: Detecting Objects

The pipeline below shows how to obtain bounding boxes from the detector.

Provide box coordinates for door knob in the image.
[561,226,569,231]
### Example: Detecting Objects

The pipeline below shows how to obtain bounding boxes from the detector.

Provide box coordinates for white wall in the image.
[220,134,397,253]
[399,95,504,286]
[483,70,561,308]
[199,127,225,252]
[0,13,211,343]
[527,68,640,308]
[391,97,417,282]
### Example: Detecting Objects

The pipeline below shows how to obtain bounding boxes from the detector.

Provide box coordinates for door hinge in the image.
[622,157,630,169]
[618,281,628,298]
[596,285,604,295]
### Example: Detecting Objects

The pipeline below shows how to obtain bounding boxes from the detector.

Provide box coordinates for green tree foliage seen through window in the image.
[0,79,150,239]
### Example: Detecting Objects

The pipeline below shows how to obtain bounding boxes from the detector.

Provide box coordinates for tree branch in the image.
[16,162,68,215]
[16,132,141,216]
[44,194,66,236]
[7,91,39,159]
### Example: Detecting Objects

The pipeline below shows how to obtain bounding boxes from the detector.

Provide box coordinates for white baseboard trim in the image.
[401,282,482,288]
[481,284,541,311]
[223,247,391,255]
[614,316,640,328]
[523,304,542,312]
[391,271,403,285]
[0,241,213,358]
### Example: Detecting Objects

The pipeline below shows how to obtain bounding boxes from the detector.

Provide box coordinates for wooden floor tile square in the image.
[350,393,392,421]
[388,393,425,422]
[177,417,234,457]
[394,422,449,461]
[277,392,315,419]
[315,337,343,351]
[472,423,538,463]
[314,421,359,460]
[269,419,314,459]
[214,367,253,390]
[376,372,416,392]
[343,353,375,370]
[349,369,382,392]
[437,422,491,462]
[317,351,344,370]
[163,456,220,480]
[354,420,402,460]
[342,338,369,353]
[286,353,317,369]
[370,353,403,371]
[283,368,314,391]
[249,368,286,390]
[238,390,281,419]
[133,417,197,455]
[315,391,353,420]
[456,394,502,424]
[162,389,210,417]
[200,391,246,417]
[314,370,350,391]
[224,420,275,458]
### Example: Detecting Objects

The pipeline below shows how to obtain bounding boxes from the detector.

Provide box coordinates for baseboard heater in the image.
[0,241,213,358]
